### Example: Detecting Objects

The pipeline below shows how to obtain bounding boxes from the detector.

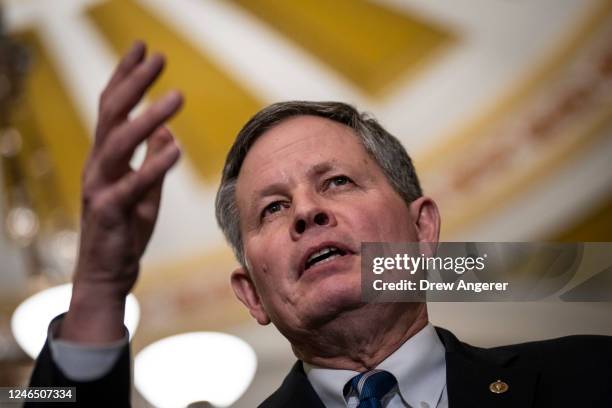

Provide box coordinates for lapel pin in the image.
[489,379,509,394]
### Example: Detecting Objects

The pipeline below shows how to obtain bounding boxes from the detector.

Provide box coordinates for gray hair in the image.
[215,101,422,267]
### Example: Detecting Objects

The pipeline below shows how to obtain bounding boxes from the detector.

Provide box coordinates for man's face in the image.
[233,115,428,335]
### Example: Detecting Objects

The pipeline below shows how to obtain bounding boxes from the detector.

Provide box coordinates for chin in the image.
[301,277,363,328]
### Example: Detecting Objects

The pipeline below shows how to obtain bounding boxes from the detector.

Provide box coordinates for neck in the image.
[289,302,428,371]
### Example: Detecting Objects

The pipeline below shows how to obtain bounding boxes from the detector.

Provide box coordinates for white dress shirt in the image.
[303,323,448,408]
[47,316,128,381]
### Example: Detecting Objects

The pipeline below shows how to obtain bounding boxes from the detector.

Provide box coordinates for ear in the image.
[231,267,271,325]
[408,196,441,243]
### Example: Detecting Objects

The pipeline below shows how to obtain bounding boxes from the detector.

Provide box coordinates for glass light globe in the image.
[11,283,140,358]
[135,332,257,408]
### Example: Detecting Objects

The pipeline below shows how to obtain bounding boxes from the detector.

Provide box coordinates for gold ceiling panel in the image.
[555,193,612,242]
[229,0,452,97]
[88,0,263,184]
[8,31,90,221]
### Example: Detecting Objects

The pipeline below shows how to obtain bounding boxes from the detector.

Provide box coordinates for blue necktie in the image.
[344,370,398,408]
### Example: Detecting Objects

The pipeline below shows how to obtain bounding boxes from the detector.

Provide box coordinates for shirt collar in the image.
[304,323,446,408]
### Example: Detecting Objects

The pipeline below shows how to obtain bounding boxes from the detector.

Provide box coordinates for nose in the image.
[291,193,336,239]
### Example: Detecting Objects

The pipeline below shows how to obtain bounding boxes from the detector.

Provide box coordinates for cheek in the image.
[245,226,283,265]
[350,196,414,241]
[244,231,290,289]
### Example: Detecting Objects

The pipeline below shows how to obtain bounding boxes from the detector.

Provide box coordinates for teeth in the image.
[314,253,340,266]
[307,247,337,264]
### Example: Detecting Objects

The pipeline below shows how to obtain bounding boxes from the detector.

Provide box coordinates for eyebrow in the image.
[252,182,288,202]
[307,161,337,178]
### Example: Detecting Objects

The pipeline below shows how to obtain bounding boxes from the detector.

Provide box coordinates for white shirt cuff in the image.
[47,316,129,381]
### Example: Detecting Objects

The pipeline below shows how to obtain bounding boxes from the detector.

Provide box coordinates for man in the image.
[28,43,612,407]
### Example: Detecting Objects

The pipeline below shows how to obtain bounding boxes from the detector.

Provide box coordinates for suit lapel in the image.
[436,327,539,408]
[259,361,326,408]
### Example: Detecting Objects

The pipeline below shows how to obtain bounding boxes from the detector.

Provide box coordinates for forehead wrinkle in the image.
[260,131,314,160]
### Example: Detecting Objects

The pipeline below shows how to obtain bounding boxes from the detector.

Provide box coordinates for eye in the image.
[327,175,352,188]
[261,201,286,219]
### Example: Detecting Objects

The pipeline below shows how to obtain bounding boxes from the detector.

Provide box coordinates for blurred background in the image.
[0,0,610,406]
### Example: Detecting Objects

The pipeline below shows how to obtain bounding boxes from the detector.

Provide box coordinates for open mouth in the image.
[305,246,347,270]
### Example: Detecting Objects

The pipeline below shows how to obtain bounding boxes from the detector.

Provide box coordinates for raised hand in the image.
[60,42,183,343]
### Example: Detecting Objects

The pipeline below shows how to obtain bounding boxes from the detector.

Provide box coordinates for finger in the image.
[107,54,165,117]
[134,176,165,241]
[145,126,174,160]
[100,91,183,177]
[96,55,166,144]
[133,127,174,221]
[94,41,146,147]
[106,41,146,92]
[113,138,181,208]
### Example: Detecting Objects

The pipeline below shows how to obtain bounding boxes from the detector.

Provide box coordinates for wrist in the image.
[59,282,128,344]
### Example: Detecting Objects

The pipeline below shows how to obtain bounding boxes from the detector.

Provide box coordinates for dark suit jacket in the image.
[28,326,612,407]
